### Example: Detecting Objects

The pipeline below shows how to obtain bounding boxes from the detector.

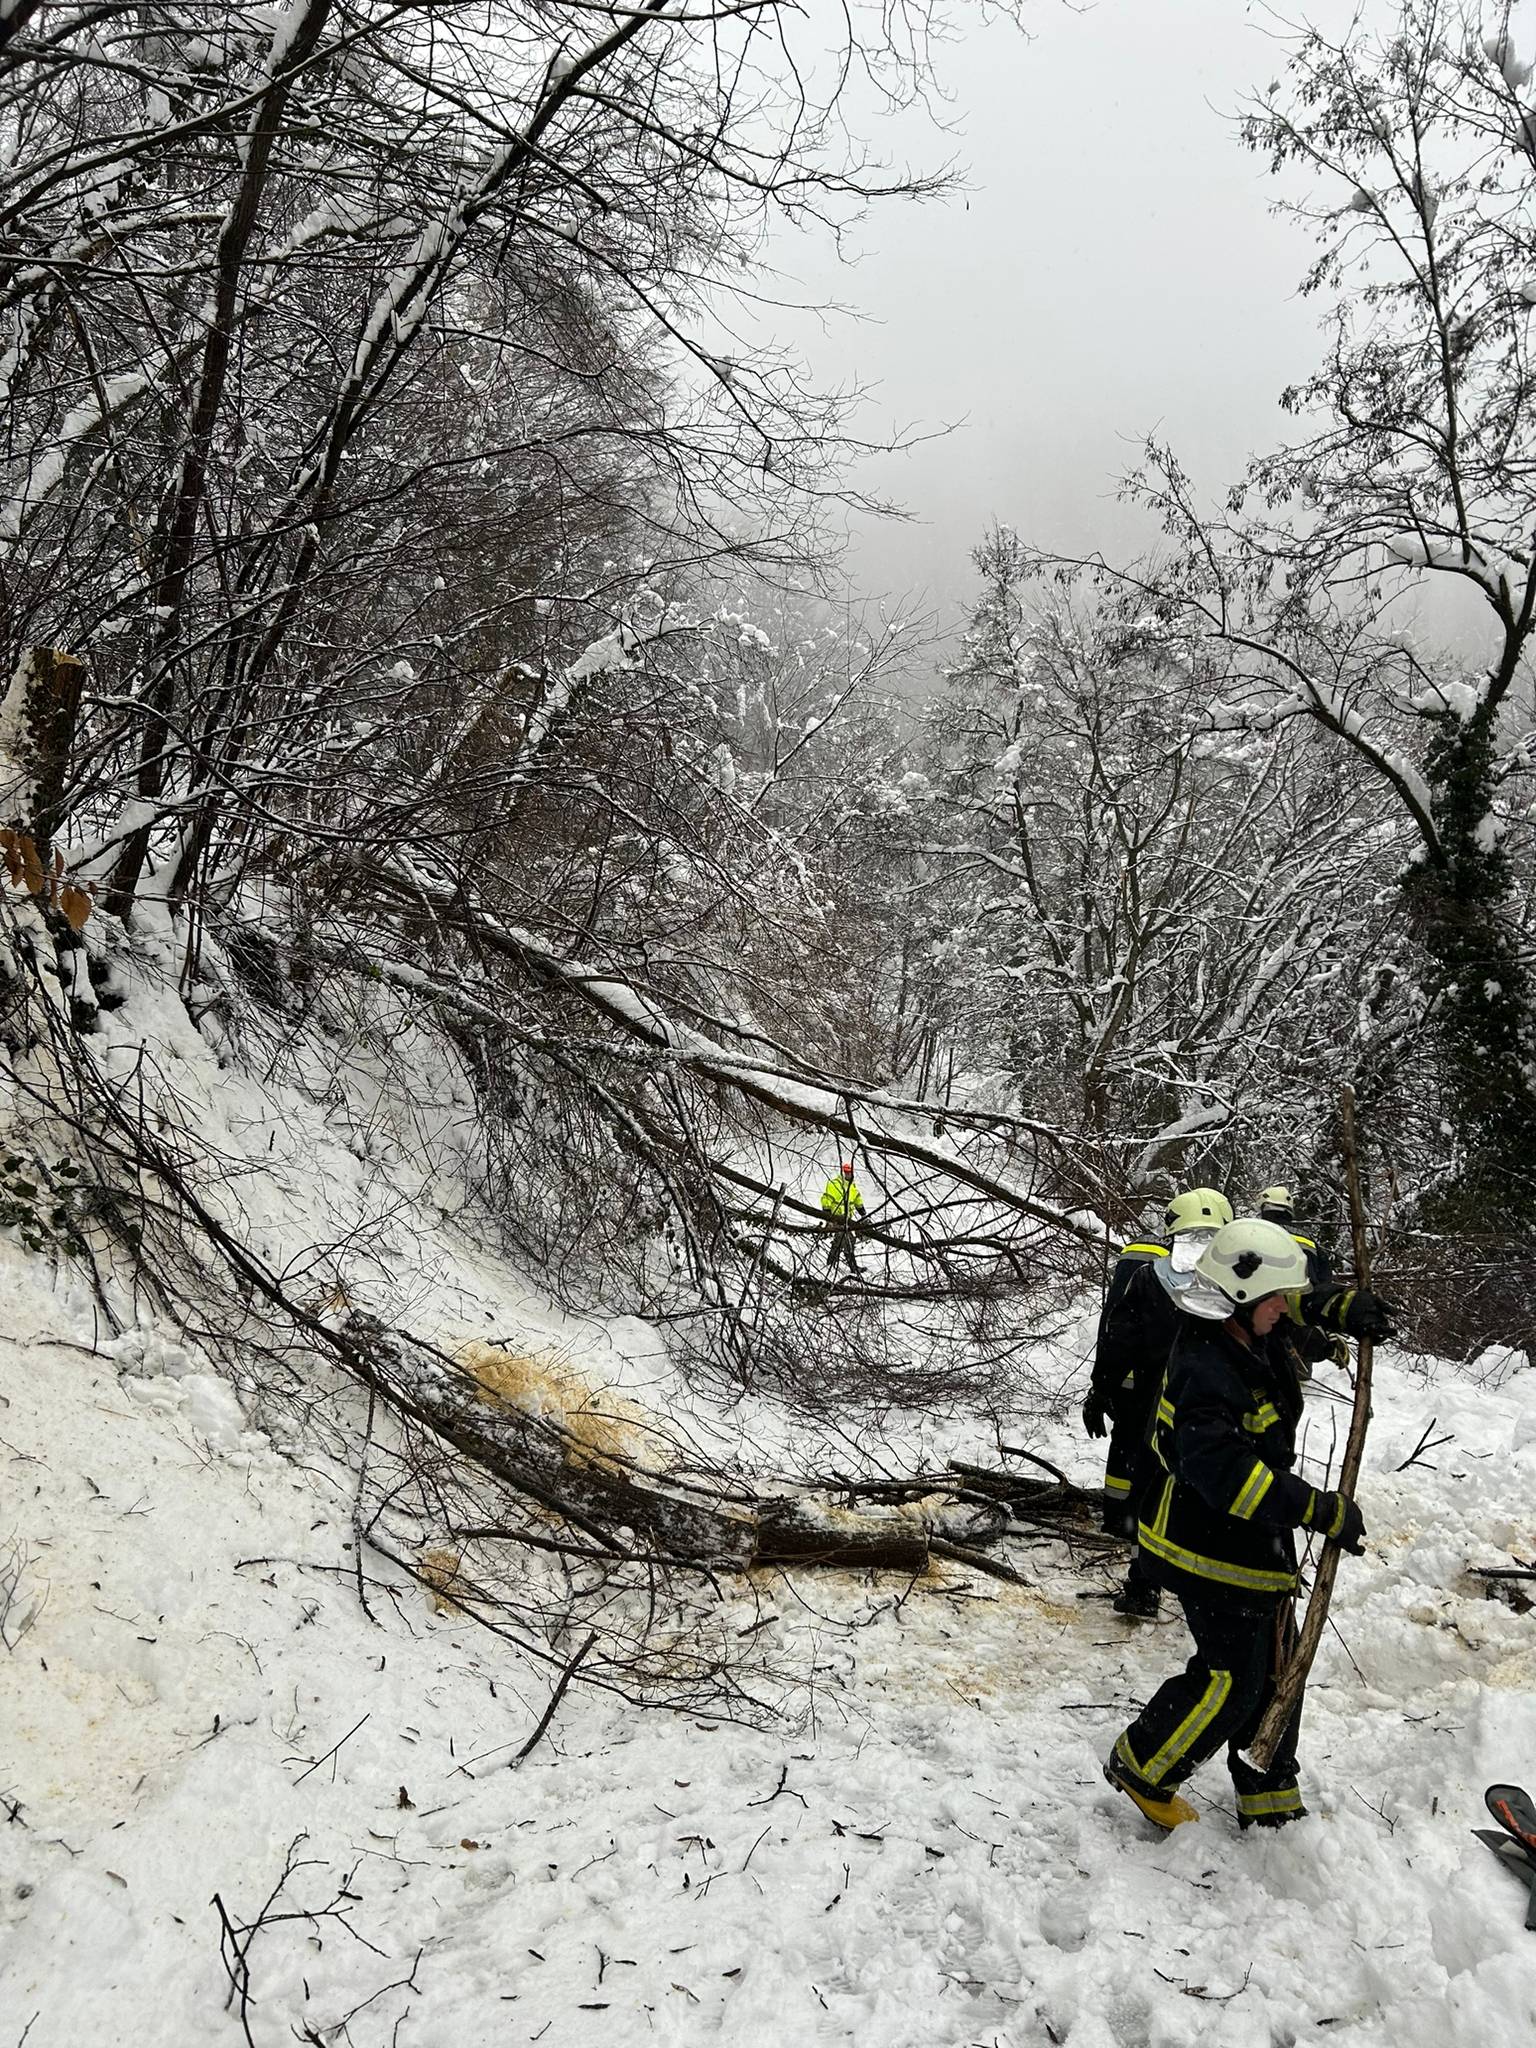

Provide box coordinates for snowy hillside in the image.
[3,974,1535,2048]
[5,7,1536,2043]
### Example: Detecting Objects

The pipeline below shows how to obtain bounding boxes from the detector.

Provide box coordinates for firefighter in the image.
[820,1160,866,1274]
[1083,1186,1234,1618]
[1257,1183,1336,1290]
[1258,1182,1345,1376]
[1103,1216,1393,1833]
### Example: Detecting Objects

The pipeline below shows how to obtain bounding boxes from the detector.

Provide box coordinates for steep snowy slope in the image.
[3,982,1536,2046]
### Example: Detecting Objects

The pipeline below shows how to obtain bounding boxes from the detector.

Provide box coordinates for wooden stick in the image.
[927,1538,1033,1586]
[513,1630,597,1766]
[1247,1083,1375,1771]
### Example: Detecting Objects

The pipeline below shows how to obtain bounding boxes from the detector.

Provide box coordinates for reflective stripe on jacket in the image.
[1137,1318,1316,1610]
[1290,1231,1336,1291]
[820,1176,865,1221]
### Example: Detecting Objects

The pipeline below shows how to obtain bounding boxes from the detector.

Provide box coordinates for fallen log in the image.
[66,1058,1054,1589]
[340,1316,1021,1577]
[764,1491,1004,1564]
[342,1315,759,1565]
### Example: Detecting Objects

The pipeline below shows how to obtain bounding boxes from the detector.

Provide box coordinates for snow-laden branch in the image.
[1208,652,1441,860]
[357,859,1114,1252]
[1128,1101,1233,1188]
[0,0,44,53]
[0,371,150,542]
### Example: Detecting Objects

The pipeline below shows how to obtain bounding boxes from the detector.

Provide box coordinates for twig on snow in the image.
[747,1764,806,1809]
[513,1629,597,1765]
[1353,1786,1397,1834]
[1154,1964,1253,2002]
[1396,1417,1454,1472]
[291,1711,370,1785]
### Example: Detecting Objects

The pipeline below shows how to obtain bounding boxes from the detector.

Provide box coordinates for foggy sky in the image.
[778,0,1369,619]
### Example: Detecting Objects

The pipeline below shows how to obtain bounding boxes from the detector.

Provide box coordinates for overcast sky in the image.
[776,0,1366,621]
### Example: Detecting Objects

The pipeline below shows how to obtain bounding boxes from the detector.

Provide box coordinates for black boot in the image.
[1112,1580,1161,1620]
[1234,1785,1307,1828]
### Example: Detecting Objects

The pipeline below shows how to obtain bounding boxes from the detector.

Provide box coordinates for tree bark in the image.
[1247,1083,1375,1770]
[0,643,86,855]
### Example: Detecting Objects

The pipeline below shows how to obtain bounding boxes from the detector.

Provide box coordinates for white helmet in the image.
[1257,1183,1294,1221]
[1196,1217,1311,1308]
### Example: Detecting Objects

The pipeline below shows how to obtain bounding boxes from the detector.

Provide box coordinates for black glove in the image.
[1324,1288,1396,1341]
[1304,1488,1367,1554]
[1082,1392,1110,1440]
[1292,1323,1334,1365]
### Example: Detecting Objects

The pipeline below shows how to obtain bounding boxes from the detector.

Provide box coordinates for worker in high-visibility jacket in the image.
[820,1160,866,1274]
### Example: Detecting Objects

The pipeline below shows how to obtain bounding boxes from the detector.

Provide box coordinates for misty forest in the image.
[1,3,1534,2044]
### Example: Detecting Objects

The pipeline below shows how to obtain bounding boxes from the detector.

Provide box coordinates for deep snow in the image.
[3,971,1536,2047]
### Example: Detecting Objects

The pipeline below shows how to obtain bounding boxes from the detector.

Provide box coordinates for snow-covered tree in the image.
[0,1,992,930]
[1,4,1114,1388]
[912,531,1413,1223]
[1016,1,1536,1235]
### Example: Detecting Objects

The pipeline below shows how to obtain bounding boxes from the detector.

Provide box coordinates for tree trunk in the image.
[0,644,87,856]
[1407,707,1536,1230]
[0,645,94,1033]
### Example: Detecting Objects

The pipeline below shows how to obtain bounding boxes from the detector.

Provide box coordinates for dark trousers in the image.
[1103,1406,1160,1607]
[1112,1595,1304,1824]
[1101,1394,1152,1529]
[826,1225,860,1274]
[1101,1463,1161,1607]
[1122,1549,1160,1603]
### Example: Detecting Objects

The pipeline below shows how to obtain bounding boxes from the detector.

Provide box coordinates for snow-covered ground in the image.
[3,972,1536,2047]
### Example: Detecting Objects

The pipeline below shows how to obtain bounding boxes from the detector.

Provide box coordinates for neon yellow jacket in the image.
[820,1174,865,1222]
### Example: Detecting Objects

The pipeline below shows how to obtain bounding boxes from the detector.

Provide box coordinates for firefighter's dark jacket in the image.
[1098,1234,1351,1396]
[1291,1231,1336,1292]
[1090,1245,1179,1408]
[1137,1317,1322,1610]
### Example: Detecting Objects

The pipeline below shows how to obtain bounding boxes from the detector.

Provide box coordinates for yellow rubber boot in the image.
[1104,1759,1199,1831]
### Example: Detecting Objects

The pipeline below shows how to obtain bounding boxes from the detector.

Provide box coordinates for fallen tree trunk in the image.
[755,1493,999,1571]
[338,1314,760,1565]
[21,1051,1067,1587]
[338,1315,1018,1574]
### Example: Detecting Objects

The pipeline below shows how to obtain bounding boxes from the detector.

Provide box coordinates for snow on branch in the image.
[1206,647,1441,860]
[0,372,151,544]
[358,860,1111,1252]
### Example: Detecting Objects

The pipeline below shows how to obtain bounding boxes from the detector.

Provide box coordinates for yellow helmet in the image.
[1162,1186,1234,1235]
[1258,1184,1294,1221]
